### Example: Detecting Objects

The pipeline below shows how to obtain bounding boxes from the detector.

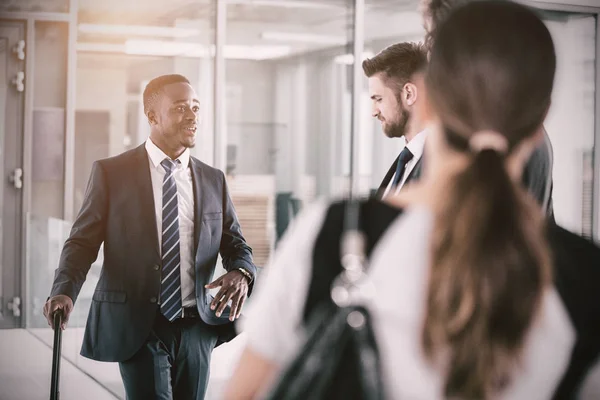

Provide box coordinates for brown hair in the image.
[362,42,427,96]
[423,1,555,398]
[422,0,470,51]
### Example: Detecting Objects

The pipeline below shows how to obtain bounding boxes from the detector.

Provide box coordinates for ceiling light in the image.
[261,31,347,45]
[77,40,291,60]
[226,0,344,9]
[78,24,201,38]
[76,42,126,53]
[125,40,203,57]
[225,44,291,60]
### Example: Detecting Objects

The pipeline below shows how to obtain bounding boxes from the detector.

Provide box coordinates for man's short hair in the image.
[143,74,191,114]
[362,42,428,95]
[422,0,471,51]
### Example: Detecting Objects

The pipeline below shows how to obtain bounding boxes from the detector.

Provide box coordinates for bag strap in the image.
[331,199,374,307]
[303,199,402,322]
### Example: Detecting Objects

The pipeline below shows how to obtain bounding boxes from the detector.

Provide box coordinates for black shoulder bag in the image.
[263,200,387,400]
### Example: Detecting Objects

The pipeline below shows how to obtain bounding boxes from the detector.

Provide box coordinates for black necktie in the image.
[391,147,414,187]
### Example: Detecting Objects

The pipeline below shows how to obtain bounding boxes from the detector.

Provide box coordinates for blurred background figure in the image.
[224,1,600,399]
[422,0,556,217]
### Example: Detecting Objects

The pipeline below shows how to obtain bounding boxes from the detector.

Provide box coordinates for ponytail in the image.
[422,147,552,399]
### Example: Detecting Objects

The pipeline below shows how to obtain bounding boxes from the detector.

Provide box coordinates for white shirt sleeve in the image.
[241,199,329,365]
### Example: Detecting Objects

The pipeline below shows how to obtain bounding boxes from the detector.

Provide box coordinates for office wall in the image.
[226,60,276,175]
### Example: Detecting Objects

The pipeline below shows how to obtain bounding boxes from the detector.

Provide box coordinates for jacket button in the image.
[153,264,160,271]
[150,297,157,303]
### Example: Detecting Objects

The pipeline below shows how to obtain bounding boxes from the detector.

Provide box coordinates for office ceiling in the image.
[2,0,424,58]
[76,0,422,43]
[75,0,417,26]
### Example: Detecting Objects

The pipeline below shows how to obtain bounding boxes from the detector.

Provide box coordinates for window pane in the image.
[223,0,355,259]
[542,12,596,237]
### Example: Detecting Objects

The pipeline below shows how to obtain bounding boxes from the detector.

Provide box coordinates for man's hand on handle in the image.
[205,270,249,321]
[43,295,74,330]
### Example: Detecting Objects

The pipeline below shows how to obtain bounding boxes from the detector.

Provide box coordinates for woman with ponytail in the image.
[226,2,600,399]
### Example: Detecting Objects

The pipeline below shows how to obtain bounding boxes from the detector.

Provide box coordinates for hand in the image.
[43,295,74,330]
[205,270,249,321]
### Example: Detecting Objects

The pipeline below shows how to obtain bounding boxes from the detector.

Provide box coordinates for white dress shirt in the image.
[243,201,575,400]
[145,139,196,308]
[382,129,428,199]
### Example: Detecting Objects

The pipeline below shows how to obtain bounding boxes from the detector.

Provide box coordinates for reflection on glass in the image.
[224,0,354,251]
[542,12,596,235]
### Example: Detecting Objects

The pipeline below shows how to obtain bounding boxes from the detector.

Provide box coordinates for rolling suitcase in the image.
[50,310,63,400]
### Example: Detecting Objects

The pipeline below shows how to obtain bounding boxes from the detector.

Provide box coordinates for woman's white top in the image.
[243,200,575,399]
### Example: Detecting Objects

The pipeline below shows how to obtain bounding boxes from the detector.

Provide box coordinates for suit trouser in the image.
[119,311,219,400]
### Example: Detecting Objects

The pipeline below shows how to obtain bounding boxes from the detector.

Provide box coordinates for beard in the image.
[382,106,410,138]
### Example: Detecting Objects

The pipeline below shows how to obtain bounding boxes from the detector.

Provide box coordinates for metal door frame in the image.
[0,20,26,328]
[2,0,76,328]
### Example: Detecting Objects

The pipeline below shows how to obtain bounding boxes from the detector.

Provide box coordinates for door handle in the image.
[12,40,25,61]
[9,168,23,189]
[11,71,24,93]
[7,297,21,318]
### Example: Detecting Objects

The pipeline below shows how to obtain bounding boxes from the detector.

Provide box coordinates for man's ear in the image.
[404,82,418,107]
[147,110,157,126]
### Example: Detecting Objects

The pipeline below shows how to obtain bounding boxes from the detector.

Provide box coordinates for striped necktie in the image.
[160,158,182,321]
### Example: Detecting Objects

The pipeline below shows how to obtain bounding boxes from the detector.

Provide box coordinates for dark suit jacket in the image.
[523,128,554,217]
[374,129,554,217]
[50,144,257,362]
[374,156,424,199]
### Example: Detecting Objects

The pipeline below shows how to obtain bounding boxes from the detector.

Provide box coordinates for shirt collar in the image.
[145,138,190,170]
[404,129,428,160]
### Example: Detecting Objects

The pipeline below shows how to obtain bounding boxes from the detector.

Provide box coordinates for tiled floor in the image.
[0,329,116,400]
[2,327,600,400]
[0,328,247,400]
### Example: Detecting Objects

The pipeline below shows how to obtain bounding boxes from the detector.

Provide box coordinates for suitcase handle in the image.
[50,310,63,400]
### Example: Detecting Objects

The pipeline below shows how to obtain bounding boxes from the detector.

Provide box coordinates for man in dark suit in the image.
[43,74,257,399]
[362,43,429,199]
[366,36,554,215]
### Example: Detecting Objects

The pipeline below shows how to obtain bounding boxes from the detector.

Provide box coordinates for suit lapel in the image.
[132,144,160,258]
[405,156,423,184]
[376,154,425,198]
[190,158,203,256]
[376,155,399,199]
